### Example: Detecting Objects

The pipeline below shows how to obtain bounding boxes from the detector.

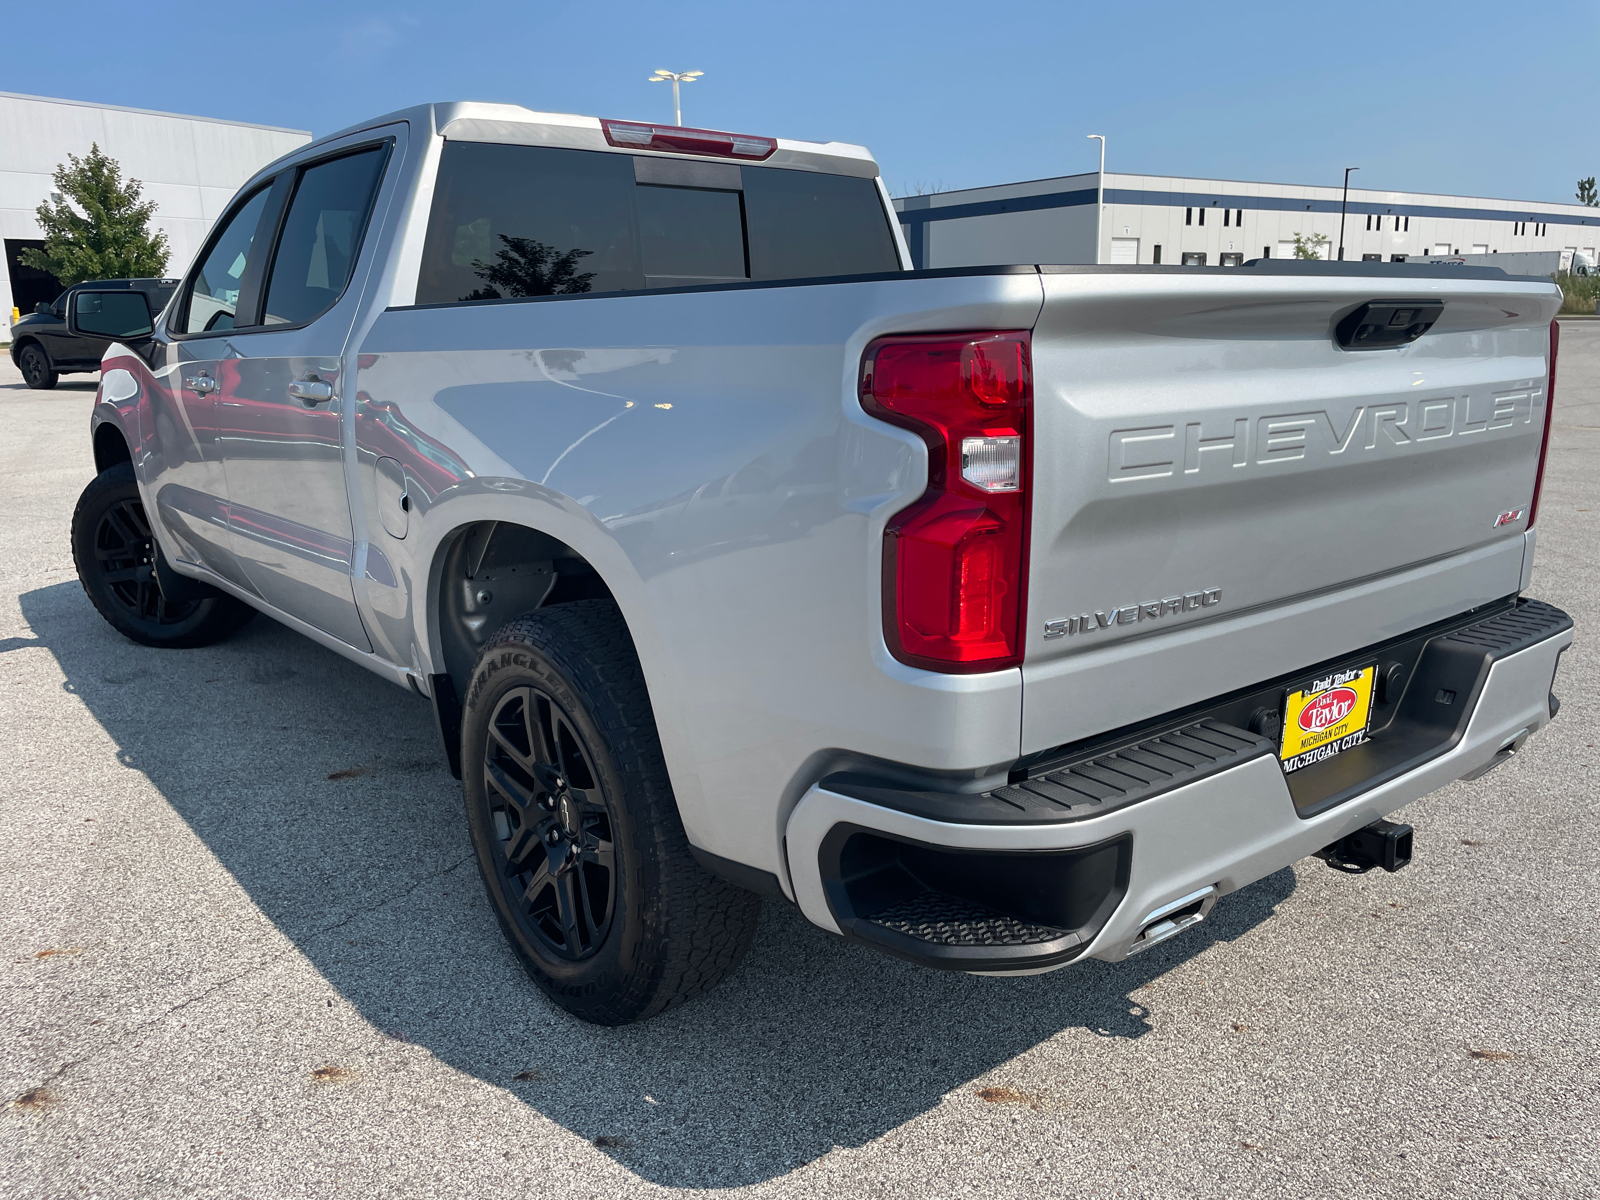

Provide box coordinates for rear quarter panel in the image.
[351,274,1043,878]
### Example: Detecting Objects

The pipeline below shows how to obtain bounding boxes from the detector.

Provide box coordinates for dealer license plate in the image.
[1279,664,1377,773]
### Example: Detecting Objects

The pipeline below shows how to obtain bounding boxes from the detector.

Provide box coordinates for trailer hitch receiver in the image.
[1318,819,1413,874]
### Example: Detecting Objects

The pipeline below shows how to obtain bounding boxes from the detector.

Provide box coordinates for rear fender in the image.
[410,492,709,836]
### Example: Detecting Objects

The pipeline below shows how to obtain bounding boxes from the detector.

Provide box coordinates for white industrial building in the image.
[2,92,310,320]
[895,170,1600,272]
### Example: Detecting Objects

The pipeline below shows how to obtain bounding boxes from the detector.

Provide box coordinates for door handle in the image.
[184,374,217,394]
[288,379,334,405]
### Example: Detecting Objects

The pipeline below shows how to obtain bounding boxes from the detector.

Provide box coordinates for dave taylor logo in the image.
[1299,686,1357,732]
[1044,588,1221,638]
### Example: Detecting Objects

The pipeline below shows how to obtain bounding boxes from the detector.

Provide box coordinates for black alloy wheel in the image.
[71,462,256,648]
[94,495,202,627]
[19,343,57,390]
[483,685,616,960]
[461,602,762,1024]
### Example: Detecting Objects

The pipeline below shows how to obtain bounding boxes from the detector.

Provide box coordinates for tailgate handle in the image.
[1335,300,1443,351]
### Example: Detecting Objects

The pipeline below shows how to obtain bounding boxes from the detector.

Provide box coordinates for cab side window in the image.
[261,147,387,328]
[181,185,274,334]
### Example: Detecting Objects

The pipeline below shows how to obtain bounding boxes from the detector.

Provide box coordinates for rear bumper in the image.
[785,598,1571,972]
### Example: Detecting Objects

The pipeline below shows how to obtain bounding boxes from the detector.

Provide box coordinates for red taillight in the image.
[600,119,777,161]
[862,332,1031,673]
[1528,320,1558,529]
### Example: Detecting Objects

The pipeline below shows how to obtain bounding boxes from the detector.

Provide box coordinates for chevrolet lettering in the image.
[1108,391,1540,485]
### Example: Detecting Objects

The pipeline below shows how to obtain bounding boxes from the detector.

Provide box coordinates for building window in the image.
[1236,209,1242,224]
[1264,245,1271,258]
[1223,208,1230,227]
[1185,207,1192,225]
[1153,244,1162,264]
[1199,207,1206,226]
[1365,214,1371,231]
[1404,217,1410,231]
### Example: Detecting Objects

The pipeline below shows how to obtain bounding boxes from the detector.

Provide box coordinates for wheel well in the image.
[435,521,616,700]
[93,422,133,474]
[12,336,42,364]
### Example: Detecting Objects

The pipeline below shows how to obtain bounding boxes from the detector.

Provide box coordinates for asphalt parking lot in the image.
[2,328,1597,1200]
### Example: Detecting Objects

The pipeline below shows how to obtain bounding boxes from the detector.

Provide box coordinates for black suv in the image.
[9,277,178,389]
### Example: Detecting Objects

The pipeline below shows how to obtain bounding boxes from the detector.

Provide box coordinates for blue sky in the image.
[12,0,1599,204]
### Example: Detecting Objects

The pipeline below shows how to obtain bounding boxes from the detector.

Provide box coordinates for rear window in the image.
[416,141,898,305]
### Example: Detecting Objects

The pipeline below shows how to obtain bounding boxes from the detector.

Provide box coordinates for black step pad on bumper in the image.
[822,720,1270,828]
[868,892,1074,947]
[1435,598,1570,657]
[990,721,1269,821]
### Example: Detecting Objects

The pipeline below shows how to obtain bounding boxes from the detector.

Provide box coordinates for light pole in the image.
[648,69,702,126]
[1087,134,1105,265]
[1337,166,1359,261]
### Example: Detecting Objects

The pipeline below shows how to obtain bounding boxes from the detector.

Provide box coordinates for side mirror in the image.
[35,301,52,315]
[68,290,153,340]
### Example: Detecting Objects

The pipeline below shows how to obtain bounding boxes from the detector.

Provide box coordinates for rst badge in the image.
[1494,508,1525,527]
[1043,588,1221,638]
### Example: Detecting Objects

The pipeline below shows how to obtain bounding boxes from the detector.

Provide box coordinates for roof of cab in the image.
[298,101,881,180]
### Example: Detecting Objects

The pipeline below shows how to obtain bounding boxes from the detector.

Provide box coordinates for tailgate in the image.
[1021,265,1560,754]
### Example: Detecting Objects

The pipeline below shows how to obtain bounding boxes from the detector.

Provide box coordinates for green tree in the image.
[1578,177,1598,207]
[19,144,169,286]
[1292,231,1330,260]
[466,235,595,299]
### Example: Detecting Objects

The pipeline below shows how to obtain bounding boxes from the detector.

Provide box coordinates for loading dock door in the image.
[1110,237,1139,264]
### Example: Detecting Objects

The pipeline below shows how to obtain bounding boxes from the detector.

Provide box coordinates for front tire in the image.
[18,343,58,390]
[462,601,761,1025]
[70,462,257,648]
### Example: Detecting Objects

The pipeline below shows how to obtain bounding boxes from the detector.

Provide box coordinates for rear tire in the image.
[71,462,257,648]
[461,601,761,1025]
[19,343,57,390]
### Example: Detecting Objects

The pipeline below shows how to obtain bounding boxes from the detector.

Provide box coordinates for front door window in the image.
[261,148,386,328]
[182,186,274,334]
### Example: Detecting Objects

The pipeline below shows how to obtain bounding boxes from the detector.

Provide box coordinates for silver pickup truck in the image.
[68,102,1572,1025]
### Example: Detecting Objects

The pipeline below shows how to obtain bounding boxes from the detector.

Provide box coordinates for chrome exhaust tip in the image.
[1124,885,1218,957]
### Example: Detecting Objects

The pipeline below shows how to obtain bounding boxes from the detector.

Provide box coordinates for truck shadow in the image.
[19,580,1296,1189]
